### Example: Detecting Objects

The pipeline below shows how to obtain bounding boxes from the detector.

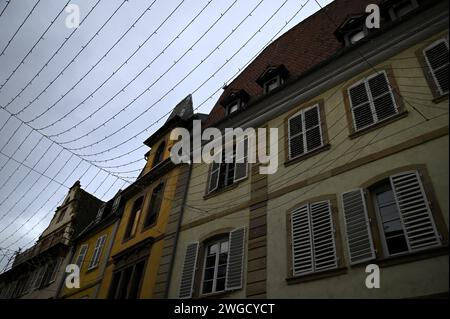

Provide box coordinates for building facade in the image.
[168,0,449,299]
[0,181,103,299]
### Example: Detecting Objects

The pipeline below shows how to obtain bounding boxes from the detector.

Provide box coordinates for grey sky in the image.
[0,0,332,270]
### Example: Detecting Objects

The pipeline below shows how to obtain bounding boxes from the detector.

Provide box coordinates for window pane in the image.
[378,204,399,222]
[220,241,228,253]
[376,189,395,205]
[218,252,228,265]
[202,280,213,294]
[204,268,215,281]
[383,219,404,235]
[217,264,227,278]
[205,255,216,268]
[385,235,409,255]
[216,278,226,292]
[209,243,219,255]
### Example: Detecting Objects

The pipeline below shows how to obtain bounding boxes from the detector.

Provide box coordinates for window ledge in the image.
[432,93,449,104]
[349,111,408,140]
[284,144,331,167]
[203,177,248,200]
[286,267,347,285]
[198,289,235,299]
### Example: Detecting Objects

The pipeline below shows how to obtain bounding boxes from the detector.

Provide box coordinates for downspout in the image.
[163,162,192,299]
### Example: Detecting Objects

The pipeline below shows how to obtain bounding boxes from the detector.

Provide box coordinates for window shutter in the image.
[291,205,314,276]
[423,39,449,95]
[179,242,199,299]
[207,155,221,194]
[234,138,248,182]
[304,105,323,152]
[288,112,304,159]
[225,227,246,290]
[390,171,441,252]
[75,244,88,268]
[341,189,376,264]
[348,72,397,131]
[310,201,338,272]
[111,194,121,214]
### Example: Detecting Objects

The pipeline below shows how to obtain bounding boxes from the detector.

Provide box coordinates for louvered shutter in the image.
[310,201,337,272]
[424,39,449,95]
[207,155,221,194]
[342,189,376,264]
[304,105,323,152]
[390,171,441,252]
[234,138,248,182]
[225,227,246,290]
[367,73,397,121]
[179,242,199,299]
[349,82,374,130]
[348,72,397,131]
[291,205,314,276]
[288,112,304,159]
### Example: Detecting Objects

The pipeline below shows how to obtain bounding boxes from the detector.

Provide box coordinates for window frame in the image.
[200,237,229,296]
[75,244,89,269]
[124,196,144,240]
[88,234,107,270]
[143,183,165,229]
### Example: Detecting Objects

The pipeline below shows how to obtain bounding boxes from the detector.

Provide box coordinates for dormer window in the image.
[257,65,289,94]
[349,29,366,44]
[220,89,249,117]
[152,141,166,168]
[335,15,370,47]
[227,100,241,115]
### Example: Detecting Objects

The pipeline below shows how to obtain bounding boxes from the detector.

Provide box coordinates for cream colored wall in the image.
[266,136,449,298]
[266,31,449,194]
[168,208,250,299]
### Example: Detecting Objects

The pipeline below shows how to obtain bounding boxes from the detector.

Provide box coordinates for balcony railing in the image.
[12,225,73,267]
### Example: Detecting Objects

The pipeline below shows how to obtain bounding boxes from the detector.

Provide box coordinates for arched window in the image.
[124,196,144,239]
[152,142,166,168]
[144,184,164,227]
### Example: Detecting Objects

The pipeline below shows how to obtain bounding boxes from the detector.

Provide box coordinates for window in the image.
[288,104,324,160]
[178,228,246,298]
[207,140,248,194]
[264,76,284,93]
[152,142,166,168]
[56,208,67,223]
[75,244,88,268]
[201,238,229,295]
[108,260,146,299]
[111,193,121,214]
[423,39,449,96]
[95,204,106,223]
[124,196,144,239]
[387,0,419,20]
[143,184,164,228]
[290,201,338,276]
[341,170,443,262]
[348,29,366,44]
[226,100,241,115]
[347,71,398,132]
[41,258,61,286]
[88,235,107,269]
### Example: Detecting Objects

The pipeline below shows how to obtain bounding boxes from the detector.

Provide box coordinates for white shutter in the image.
[348,71,397,131]
[179,242,199,299]
[310,201,337,272]
[390,171,441,252]
[423,39,449,95]
[89,235,106,269]
[304,105,323,152]
[291,205,314,276]
[225,227,246,290]
[207,154,221,194]
[291,201,337,277]
[288,112,304,159]
[75,244,88,268]
[234,138,248,182]
[342,189,376,264]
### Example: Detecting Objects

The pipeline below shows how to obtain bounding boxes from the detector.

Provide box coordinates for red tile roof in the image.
[204,0,380,127]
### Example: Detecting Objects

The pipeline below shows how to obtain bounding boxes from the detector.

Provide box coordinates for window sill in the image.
[286,267,347,285]
[203,177,248,200]
[86,265,99,273]
[432,93,449,104]
[198,289,235,299]
[284,144,331,167]
[141,220,158,233]
[349,111,408,140]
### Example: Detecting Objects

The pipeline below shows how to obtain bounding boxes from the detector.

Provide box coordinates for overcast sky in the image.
[0,0,332,271]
